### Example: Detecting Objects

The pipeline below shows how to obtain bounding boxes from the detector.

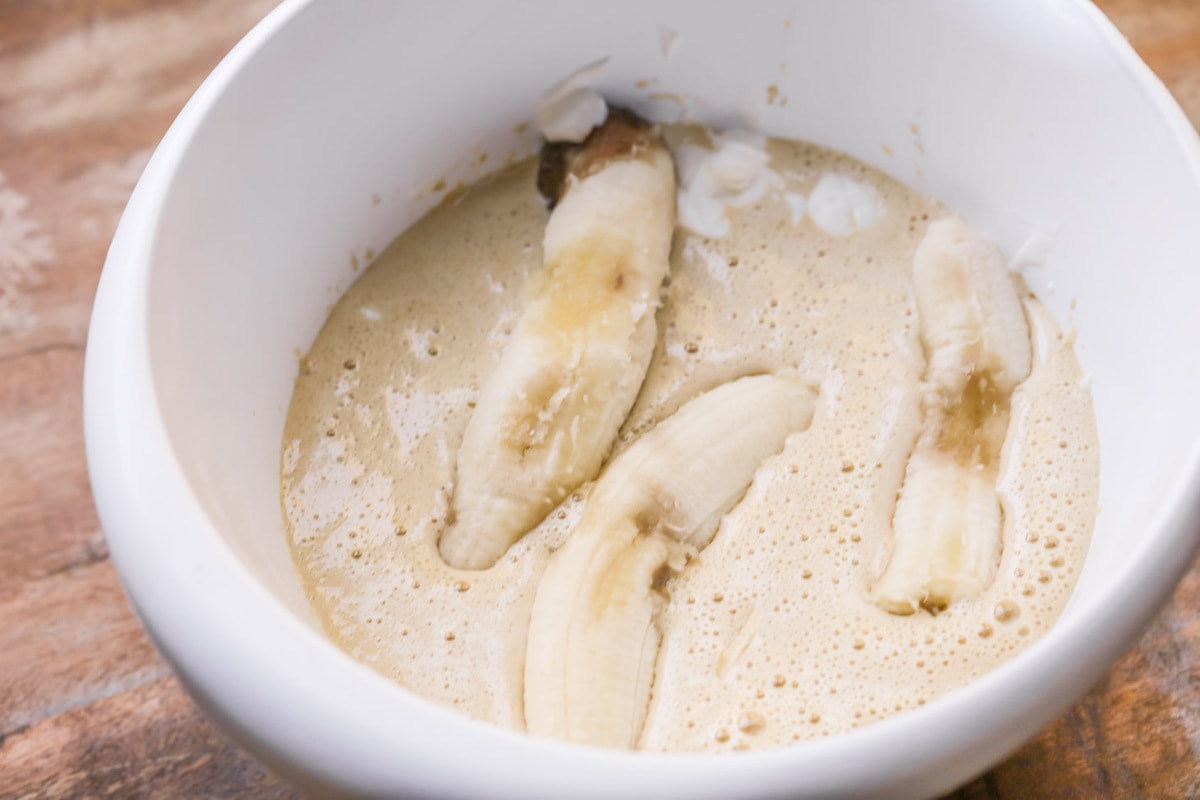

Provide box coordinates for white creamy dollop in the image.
[1009,224,1059,272]
[675,131,783,238]
[535,58,610,143]
[674,136,882,239]
[806,173,881,236]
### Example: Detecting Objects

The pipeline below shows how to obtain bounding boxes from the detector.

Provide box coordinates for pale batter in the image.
[281,133,1098,752]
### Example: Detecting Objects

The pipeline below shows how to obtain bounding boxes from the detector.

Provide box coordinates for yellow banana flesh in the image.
[871,218,1032,614]
[524,375,816,748]
[440,109,676,570]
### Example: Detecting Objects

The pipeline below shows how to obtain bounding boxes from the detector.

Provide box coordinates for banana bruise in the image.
[870,217,1032,614]
[439,108,676,571]
[524,375,816,748]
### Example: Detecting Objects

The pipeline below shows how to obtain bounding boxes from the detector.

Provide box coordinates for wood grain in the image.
[0,1,1196,798]
[0,2,291,797]
[1,677,295,800]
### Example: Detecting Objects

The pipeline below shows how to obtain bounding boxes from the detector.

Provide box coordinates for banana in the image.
[870,217,1032,614]
[524,375,816,748]
[439,108,676,570]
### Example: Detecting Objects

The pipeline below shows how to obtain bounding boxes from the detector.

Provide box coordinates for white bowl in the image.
[84,1,1200,797]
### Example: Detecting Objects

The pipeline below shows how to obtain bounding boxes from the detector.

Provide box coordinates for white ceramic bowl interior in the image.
[85,1,1200,798]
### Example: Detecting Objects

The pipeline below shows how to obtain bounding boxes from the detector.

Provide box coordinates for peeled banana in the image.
[870,217,1032,614]
[439,108,676,571]
[524,375,816,748]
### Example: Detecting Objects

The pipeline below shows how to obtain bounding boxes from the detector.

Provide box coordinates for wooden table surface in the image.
[2,1,1199,797]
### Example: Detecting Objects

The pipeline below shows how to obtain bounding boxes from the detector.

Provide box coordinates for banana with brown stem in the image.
[439,108,676,571]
